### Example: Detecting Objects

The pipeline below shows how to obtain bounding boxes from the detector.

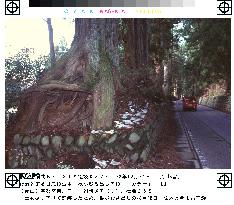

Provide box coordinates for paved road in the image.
[176,100,231,169]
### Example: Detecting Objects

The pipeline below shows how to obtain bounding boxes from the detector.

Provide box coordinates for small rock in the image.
[46,149,53,158]
[125,156,130,163]
[140,149,149,162]
[22,136,31,145]
[69,145,79,152]
[116,147,124,155]
[65,136,74,146]
[9,158,19,169]
[13,134,23,145]
[107,134,117,144]
[31,135,41,145]
[101,133,107,139]
[21,156,28,167]
[140,146,150,162]
[41,147,48,155]
[52,135,62,148]
[130,153,139,163]
[70,146,80,152]
[88,135,95,146]
[41,136,50,146]
[28,145,36,155]
[109,148,114,153]
[35,148,43,160]
[22,147,29,155]
[8,149,19,168]
[17,149,24,166]
[125,144,134,151]
[129,132,141,144]
[27,156,38,169]
[77,136,86,147]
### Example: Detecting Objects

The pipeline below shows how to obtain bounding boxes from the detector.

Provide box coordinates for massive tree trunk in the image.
[123,19,166,99]
[124,19,149,70]
[12,19,119,136]
[121,19,150,95]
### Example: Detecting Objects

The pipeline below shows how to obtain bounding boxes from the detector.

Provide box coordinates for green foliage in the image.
[175,19,231,96]
[149,19,178,63]
[5,48,50,111]
[5,39,70,114]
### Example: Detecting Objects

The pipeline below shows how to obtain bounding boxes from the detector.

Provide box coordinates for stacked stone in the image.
[8,105,167,169]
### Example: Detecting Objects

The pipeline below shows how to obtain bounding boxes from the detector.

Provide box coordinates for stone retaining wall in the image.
[199,95,231,113]
[8,104,167,169]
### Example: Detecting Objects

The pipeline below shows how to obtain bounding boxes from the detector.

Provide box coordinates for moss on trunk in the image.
[92,52,115,129]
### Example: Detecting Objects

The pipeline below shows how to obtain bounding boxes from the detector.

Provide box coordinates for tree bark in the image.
[46,18,56,67]
[72,19,118,129]
[124,19,149,70]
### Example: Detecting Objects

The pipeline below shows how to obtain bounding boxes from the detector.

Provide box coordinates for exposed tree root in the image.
[35,80,91,94]
[38,98,57,124]
[56,95,88,126]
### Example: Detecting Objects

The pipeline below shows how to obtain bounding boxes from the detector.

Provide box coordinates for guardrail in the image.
[199,96,231,113]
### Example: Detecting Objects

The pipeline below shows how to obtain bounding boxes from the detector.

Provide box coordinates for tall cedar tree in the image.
[11,19,119,136]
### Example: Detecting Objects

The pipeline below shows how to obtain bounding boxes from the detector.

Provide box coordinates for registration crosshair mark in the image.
[217,173,232,188]
[5,174,20,188]
[218,2,231,13]
[5,0,20,15]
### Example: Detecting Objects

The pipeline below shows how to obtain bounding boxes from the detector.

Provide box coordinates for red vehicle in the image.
[182,96,197,111]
